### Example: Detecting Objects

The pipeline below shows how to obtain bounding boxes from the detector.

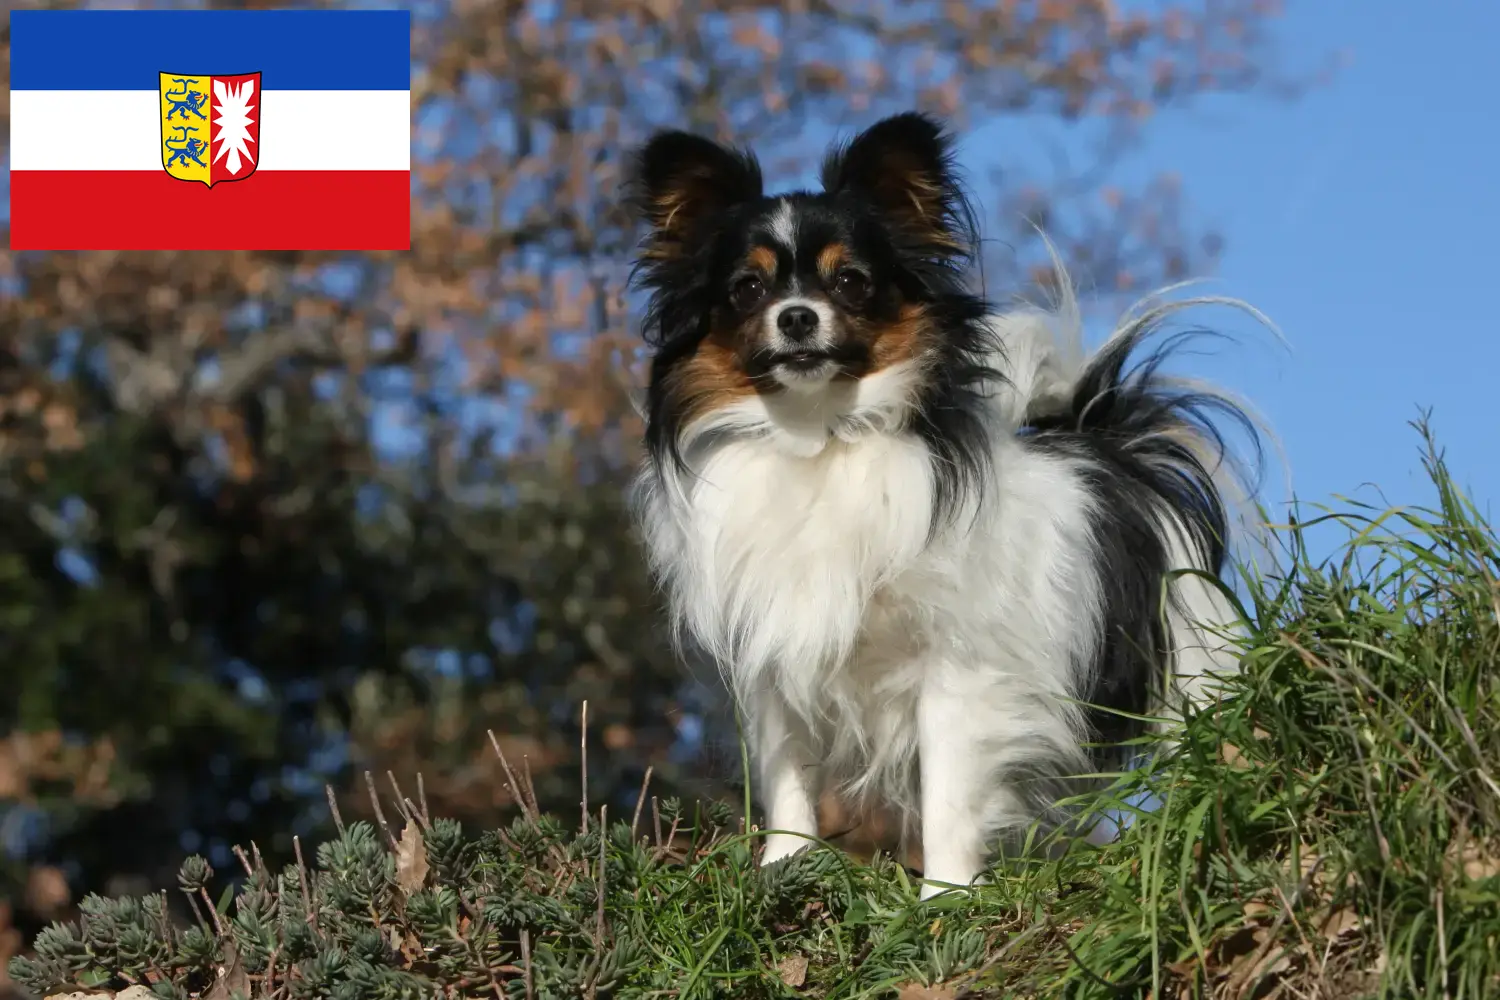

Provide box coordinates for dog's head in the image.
[626,112,988,462]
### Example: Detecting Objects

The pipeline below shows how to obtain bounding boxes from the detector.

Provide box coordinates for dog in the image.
[623,111,1262,898]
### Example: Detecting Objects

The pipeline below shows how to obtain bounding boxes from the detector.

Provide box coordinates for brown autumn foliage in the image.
[0,0,1311,983]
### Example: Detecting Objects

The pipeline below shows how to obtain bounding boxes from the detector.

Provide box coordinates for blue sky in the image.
[1070,1,1498,530]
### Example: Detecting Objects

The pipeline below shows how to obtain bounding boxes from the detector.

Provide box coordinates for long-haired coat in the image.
[624,112,1260,898]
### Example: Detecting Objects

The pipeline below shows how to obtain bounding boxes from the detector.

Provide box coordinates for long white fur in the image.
[633,281,1257,899]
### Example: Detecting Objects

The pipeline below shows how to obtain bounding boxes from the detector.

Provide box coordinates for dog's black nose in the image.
[776,305,820,342]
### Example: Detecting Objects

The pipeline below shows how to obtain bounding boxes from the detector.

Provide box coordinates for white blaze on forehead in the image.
[767,199,798,255]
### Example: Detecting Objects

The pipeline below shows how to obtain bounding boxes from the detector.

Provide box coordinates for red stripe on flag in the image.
[10,170,410,251]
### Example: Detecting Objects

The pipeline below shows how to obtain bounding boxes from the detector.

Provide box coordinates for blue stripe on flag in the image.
[11,10,410,91]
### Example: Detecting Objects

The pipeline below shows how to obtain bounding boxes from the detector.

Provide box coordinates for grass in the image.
[9,419,1500,1000]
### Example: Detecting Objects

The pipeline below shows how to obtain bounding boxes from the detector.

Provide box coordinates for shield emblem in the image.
[159,72,261,188]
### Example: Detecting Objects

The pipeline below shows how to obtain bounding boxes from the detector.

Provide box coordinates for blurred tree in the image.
[0,0,1311,978]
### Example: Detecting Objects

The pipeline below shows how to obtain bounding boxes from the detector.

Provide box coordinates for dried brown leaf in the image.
[204,938,251,1000]
[1463,850,1500,880]
[1242,899,1274,921]
[1219,741,1251,769]
[396,820,430,895]
[1224,929,1293,1000]
[897,986,957,1000]
[1446,835,1500,881]
[1318,906,1362,941]
[777,953,808,988]
[1443,822,1494,882]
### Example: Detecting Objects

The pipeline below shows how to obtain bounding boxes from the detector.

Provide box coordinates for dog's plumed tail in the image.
[989,272,1273,728]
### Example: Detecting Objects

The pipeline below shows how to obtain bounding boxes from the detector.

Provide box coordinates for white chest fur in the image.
[663,431,936,691]
[639,426,952,815]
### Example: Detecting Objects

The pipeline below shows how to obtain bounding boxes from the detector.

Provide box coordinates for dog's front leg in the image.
[747,685,822,865]
[917,669,995,899]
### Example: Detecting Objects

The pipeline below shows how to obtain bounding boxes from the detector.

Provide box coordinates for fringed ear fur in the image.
[625,130,764,260]
[820,111,976,257]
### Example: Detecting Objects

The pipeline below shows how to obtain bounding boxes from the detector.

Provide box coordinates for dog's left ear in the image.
[821,112,973,255]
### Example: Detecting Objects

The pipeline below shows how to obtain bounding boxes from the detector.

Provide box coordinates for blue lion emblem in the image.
[163,78,208,120]
[164,125,208,169]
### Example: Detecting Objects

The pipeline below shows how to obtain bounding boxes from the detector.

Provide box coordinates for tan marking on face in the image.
[817,243,848,278]
[665,330,755,423]
[747,245,778,276]
[868,302,935,372]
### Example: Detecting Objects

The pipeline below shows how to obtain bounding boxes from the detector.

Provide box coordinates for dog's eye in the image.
[833,270,870,303]
[731,276,767,311]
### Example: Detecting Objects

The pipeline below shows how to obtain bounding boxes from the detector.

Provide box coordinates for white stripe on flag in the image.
[11,89,410,171]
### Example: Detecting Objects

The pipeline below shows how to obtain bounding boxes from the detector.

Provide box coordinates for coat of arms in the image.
[158,72,261,187]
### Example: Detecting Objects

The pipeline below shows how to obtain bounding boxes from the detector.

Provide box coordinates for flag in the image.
[9,9,411,251]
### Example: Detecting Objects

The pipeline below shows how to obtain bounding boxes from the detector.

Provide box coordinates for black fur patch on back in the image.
[1020,324,1259,759]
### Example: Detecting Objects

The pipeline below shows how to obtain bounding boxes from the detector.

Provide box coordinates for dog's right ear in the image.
[626,130,764,259]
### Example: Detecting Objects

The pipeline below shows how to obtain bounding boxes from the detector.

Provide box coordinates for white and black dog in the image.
[624,111,1261,897]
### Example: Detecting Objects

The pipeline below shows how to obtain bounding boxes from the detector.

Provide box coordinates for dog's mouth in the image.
[771,350,837,371]
[747,344,867,382]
